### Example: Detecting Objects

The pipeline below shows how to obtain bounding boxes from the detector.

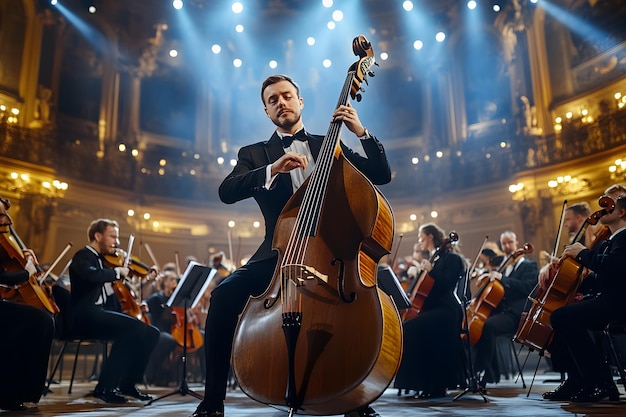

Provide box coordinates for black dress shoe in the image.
[344,405,381,417]
[119,385,153,401]
[0,402,27,411]
[542,379,582,401]
[416,388,447,399]
[93,386,127,404]
[570,381,620,402]
[191,401,225,417]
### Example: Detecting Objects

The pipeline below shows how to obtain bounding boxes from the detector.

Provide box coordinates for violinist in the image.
[473,230,538,387]
[144,270,181,386]
[191,74,391,417]
[0,196,55,411]
[394,223,466,399]
[69,218,159,403]
[542,184,626,402]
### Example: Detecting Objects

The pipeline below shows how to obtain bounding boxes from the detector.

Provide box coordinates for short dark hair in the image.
[261,74,300,104]
[566,202,591,218]
[87,218,119,242]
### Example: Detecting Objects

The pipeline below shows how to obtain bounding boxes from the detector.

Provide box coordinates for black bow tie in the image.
[282,130,308,148]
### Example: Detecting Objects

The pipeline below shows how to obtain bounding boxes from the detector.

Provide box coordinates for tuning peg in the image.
[355,94,362,102]
[368,71,376,77]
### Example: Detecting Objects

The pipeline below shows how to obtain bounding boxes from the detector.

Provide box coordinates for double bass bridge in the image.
[281,263,328,286]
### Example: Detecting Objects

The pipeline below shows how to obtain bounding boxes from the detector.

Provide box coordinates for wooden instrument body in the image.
[111,279,151,325]
[401,271,434,321]
[171,305,204,352]
[465,279,505,345]
[232,155,402,415]
[514,256,583,350]
[0,227,59,314]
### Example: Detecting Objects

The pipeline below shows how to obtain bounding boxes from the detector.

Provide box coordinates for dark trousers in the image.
[0,300,54,405]
[474,311,518,382]
[551,297,618,385]
[73,308,159,389]
[202,257,276,411]
[145,332,178,384]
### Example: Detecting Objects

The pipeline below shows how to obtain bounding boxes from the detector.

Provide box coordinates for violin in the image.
[401,231,458,321]
[103,249,150,278]
[465,242,533,345]
[514,195,615,351]
[0,224,60,314]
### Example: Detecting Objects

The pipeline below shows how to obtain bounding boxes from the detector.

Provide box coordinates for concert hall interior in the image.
[2,0,626,416]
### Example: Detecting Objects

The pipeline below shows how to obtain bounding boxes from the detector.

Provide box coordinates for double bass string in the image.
[280,71,355,313]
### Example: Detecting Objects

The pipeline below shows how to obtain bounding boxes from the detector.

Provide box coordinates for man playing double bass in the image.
[542,184,626,402]
[473,230,538,387]
[69,218,159,403]
[191,74,392,417]
[0,195,55,411]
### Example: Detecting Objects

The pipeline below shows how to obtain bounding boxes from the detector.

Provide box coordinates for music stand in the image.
[146,261,217,406]
[377,266,411,309]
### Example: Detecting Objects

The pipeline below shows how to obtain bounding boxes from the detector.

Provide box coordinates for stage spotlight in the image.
[435,32,446,42]
[322,0,333,8]
[269,60,278,69]
[172,0,183,10]
[50,0,57,5]
[88,5,96,14]
[467,1,477,10]
[493,4,501,12]
[530,0,538,3]
[233,58,242,68]
[380,52,389,61]
[413,40,423,50]
[235,24,244,33]
[402,1,414,12]
[327,21,336,30]
[306,37,315,46]
[232,2,243,14]
[332,10,343,22]
[211,44,221,54]
[322,59,332,68]
[169,49,178,58]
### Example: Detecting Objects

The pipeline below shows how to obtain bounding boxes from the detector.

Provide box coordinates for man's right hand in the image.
[271,152,309,176]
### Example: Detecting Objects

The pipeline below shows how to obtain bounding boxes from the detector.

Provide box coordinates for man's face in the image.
[601,191,625,226]
[500,234,517,256]
[0,201,12,228]
[563,210,583,234]
[263,80,303,132]
[95,225,120,256]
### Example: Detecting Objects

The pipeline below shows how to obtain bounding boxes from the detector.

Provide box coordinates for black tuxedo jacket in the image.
[218,131,391,262]
[499,258,538,317]
[69,246,118,316]
[576,228,626,315]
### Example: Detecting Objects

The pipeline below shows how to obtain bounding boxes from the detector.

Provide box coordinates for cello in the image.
[231,35,402,416]
[514,195,614,351]
[103,234,151,325]
[401,231,458,321]
[0,224,60,314]
[465,242,533,345]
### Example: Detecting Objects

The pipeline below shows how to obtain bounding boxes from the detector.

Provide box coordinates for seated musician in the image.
[144,270,181,386]
[69,218,159,403]
[394,223,466,398]
[473,230,538,387]
[0,196,55,411]
[542,184,626,402]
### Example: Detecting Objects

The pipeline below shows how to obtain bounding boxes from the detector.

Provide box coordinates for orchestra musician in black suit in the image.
[0,196,55,411]
[473,230,538,386]
[191,74,392,417]
[542,184,626,402]
[69,218,159,403]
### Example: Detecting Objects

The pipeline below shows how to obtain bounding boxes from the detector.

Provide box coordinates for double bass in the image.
[231,35,402,416]
[465,242,533,345]
[514,196,614,351]
[401,232,459,321]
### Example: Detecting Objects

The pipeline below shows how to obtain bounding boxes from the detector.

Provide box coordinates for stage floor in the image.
[4,372,626,416]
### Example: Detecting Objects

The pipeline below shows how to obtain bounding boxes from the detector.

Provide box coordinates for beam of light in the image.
[539,0,619,52]
[52,2,108,54]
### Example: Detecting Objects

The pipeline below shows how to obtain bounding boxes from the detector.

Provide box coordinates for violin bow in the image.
[143,242,159,271]
[467,235,489,282]
[552,199,568,258]
[123,234,136,269]
[38,241,73,285]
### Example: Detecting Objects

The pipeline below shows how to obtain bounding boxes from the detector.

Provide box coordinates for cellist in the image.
[394,223,467,399]
[542,184,626,402]
[0,195,55,411]
[69,218,159,403]
[473,230,538,388]
[191,74,391,417]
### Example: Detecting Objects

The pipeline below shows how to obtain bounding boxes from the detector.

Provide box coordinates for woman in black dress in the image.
[394,222,466,398]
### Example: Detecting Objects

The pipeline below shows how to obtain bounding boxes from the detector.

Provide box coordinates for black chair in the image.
[46,286,108,394]
[601,321,626,392]
[495,335,526,388]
